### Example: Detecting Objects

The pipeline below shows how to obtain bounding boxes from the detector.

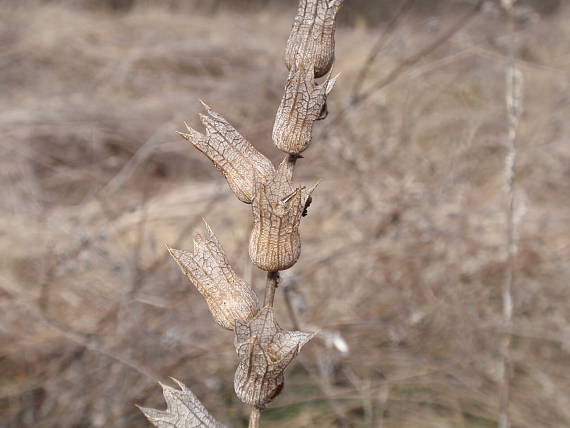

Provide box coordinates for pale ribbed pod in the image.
[169,223,258,330]
[285,0,344,78]
[179,101,275,203]
[273,62,338,155]
[249,158,315,271]
[234,307,315,407]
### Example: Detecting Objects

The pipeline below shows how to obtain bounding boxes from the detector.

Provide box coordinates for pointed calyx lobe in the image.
[285,0,344,78]
[249,158,315,272]
[179,102,275,203]
[169,223,259,330]
[234,307,315,407]
[138,378,226,428]
[273,62,337,155]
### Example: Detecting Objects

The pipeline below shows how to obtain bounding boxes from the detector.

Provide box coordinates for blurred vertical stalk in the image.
[263,271,280,307]
[499,1,522,428]
[248,406,261,428]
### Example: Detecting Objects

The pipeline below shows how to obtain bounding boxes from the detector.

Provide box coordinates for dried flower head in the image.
[285,0,344,78]
[169,223,259,330]
[273,63,338,155]
[234,307,315,407]
[138,378,226,428]
[249,158,315,271]
[179,101,275,203]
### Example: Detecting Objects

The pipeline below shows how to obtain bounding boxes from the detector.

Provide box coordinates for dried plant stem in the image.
[499,2,521,428]
[142,2,343,426]
[263,271,280,308]
[248,407,261,428]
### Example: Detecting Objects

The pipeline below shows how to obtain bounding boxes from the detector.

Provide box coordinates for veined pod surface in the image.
[285,0,344,78]
[179,101,275,203]
[234,307,315,407]
[249,158,315,271]
[138,378,227,428]
[273,63,338,155]
[169,223,259,330]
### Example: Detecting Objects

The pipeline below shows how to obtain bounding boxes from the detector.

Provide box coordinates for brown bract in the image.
[249,158,315,271]
[169,223,259,330]
[234,307,315,407]
[138,378,226,428]
[179,101,275,203]
[273,62,338,155]
[285,0,344,78]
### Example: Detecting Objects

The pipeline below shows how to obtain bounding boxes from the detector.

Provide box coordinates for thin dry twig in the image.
[499,2,523,428]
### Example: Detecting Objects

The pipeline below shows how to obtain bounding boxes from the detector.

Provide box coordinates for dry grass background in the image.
[1,0,570,427]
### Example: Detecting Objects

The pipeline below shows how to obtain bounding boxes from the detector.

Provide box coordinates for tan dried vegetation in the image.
[1,0,570,427]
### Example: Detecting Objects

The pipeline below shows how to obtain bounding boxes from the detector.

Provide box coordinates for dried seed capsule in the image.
[273,63,338,155]
[249,158,316,271]
[285,0,344,78]
[234,307,315,407]
[169,222,259,330]
[138,378,226,428]
[179,101,275,204]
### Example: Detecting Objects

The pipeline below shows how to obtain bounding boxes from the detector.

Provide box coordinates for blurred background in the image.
[1,0,569,426]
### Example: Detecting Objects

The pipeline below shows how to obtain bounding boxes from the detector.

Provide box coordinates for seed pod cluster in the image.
[275,0,342,156]
[143,0,344,423]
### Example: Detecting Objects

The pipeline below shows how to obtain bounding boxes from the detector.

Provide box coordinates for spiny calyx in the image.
[179,101,275,204]
[234,307,315,407]
[169,222,259,330]
[249,157,316,272]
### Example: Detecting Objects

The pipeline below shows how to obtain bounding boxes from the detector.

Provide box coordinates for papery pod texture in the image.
[138,378,227,428]
[234,307,315,407]
[285,0,344,78]
[180,101,275,203]
[169,224,259,330]
[249,159,314,271]
[273,63,337,155]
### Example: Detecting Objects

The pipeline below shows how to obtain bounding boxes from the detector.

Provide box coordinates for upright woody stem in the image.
[142,1,343,427]
[263,271,280,307]
[248,407,261,428]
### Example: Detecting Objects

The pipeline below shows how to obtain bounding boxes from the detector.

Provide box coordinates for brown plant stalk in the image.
[499,1,522,428]
[139,1,343,427]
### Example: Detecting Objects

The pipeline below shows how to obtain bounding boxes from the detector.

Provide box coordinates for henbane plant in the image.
[138,1,343,426]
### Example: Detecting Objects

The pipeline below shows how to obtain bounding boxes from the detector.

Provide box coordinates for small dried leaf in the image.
[273,63,338,155]
[179,102,275,203]
[234,307,315,407]
[138,378,226,428]
[249,158,316,271]
[285,0,344,77]
[169,222,259,330]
